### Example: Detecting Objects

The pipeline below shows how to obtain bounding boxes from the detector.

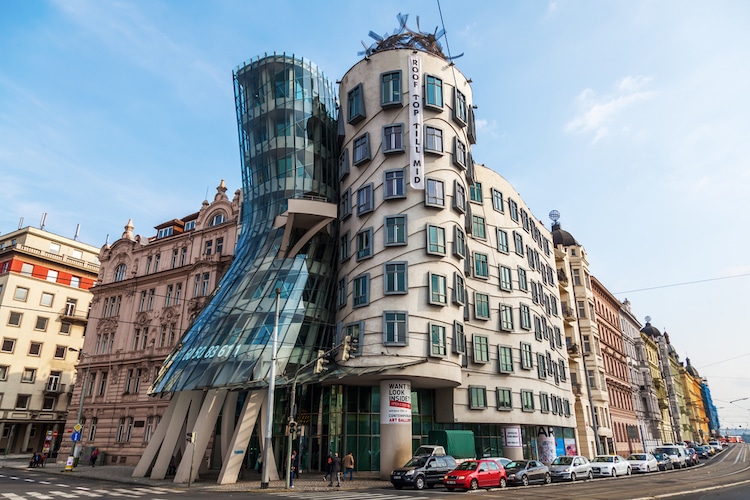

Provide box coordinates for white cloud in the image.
[565,76,655,143]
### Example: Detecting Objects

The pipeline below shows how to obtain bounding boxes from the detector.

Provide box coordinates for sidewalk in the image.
[0,455,393,493]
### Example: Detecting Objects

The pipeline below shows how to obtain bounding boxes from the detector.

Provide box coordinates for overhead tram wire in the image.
[614,271,750,295]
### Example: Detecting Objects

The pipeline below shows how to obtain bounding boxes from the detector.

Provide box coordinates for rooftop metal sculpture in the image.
[359,13,463,61]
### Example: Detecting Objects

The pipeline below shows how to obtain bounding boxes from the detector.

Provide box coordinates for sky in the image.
[2,0,749,431]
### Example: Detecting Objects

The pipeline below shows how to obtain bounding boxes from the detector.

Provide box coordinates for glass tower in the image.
[150,54,339,394]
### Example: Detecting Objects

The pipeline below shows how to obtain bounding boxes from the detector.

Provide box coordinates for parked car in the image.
[653,445,688,469]
[442,459,507,491]
[504,460,551,486]
[685,448,699,466]
[484,457,512,468]
[653,452,674,471]
[626,453,658,473]
[391,455,457,490]
[548,455,593,482]
[708,440,724,453]
[590,455,631,477]
[695,445,713,459]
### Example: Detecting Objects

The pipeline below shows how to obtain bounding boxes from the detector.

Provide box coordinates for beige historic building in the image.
[59,181,240,465]
[0,227,99,455]
[591,277,639,456]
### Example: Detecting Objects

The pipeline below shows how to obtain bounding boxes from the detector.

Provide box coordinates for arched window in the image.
[209,213,226,226]
[114,264,127,282]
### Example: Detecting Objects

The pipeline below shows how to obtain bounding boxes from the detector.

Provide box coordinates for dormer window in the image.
[184,220,196,231]
[209,213,226,227]
[157,227,173,239]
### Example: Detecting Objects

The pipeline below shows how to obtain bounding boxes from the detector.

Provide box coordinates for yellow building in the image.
[680,358,710,444]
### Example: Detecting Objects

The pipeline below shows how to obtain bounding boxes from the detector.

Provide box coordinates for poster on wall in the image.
[382,380,411,424]
[504,426,522,447]
[536,426,557,463]
[564,438,578,456]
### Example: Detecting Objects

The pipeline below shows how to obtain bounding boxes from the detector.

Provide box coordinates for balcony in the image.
[44,382,67,394]
[562,303,576,322]
[567,343,581,358]
[60,308,88,325]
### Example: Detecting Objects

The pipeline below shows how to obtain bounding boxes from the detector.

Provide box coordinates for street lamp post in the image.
[260,288,281,489]
[68,347,91,467]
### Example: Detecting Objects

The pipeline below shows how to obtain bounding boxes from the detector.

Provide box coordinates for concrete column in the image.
[379,380,412,480]
[536,426,557,464]
[217,390,265,484]
[501,425,523,461]
[21,423,32,453]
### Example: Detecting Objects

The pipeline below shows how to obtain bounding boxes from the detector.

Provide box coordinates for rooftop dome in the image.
[551,221,579,247]
[685,357,701,378]
[640,321,662,337]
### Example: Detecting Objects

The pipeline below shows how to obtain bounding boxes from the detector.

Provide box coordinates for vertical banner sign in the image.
[382,380,412,424]
[408,54,424,189]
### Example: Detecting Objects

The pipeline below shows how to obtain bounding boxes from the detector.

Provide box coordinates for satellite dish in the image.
[645,315,651,323]
[549,210,560,223]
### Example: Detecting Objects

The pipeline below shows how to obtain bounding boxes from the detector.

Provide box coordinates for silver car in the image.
[626,453,658,473]
[548,455,593,482]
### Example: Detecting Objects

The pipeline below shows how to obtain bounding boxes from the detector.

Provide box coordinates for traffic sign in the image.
[71,431,81,442]
[73,423,82,432]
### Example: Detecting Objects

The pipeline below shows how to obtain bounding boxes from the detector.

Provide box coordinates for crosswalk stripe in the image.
[111,488,143,496]
[70,489,102,497]
[131,487,180,494]
[1,494,26,499]
[274,494,407,500]
[26,493,54,499]
[47,492,77,498]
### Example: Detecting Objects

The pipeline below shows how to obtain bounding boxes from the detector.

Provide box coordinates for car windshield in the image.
[455,461,478,471]
[551,456,573,465]
[592,456,614,463]
[404,457,427,467]
[653,453,667,460]
[506,460,527,469]
[627,454,646,460]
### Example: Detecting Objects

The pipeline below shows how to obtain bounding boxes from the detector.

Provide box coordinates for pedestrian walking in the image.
[343,451,355,480]
[323,452,333,481]
[89,448,99,467]
[328,452,342,487]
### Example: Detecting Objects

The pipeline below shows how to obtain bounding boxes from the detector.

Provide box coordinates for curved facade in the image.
[335,47,574,476]
[150,54,339,394]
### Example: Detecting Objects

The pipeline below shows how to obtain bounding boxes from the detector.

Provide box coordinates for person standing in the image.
[89,448,99,467]
[343,451,354,480]
[290,450,298,488]
[328,452,342,487]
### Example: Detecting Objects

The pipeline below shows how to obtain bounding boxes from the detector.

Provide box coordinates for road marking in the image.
[47,492,77,498]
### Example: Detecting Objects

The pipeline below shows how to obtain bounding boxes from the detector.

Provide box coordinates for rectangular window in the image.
[337,277,347,309]
[353,133,371,165]
[339,231,351,262]
[509,199,519,221]
[453,137,467,168]
[453,321,466,354]
[205,240,213,255]
[474,292,490,320]
[385,216,407,246]
[355,228,373,261]
[472,215,486,239]
[513,231,524,256]
[352,274,370,308]
[453,273,466,305]
[382,124,404,154]
[339,148,350,180]
[473,252,489,278]
[521,390,534,411]
[15,394,30,410]
[347,84,365,124]
[577,300,587,318]
[22,368,36,382]
[572,268,581,286]
[430,323,447,357]
[454,89,468,125]
[499,266,513,291]
[473,335,489,363]
[518,267,528,291]
[216,237,224,255]
[0,366,8,381]
[384,262,408,294]
[14,287,29,302]
[496,388,512,410]
[384,169,406,199]
[500,304,513,332]
[498,345,514,373]
[453,225,466,259]
[521,209,530,232]
[356,184,374,215]
[380,71,401,107]
[469,181,482,203]
[34,317,48,331]
[425,75,443,108]
[340,188,351,219]
[491,189,504,212]
[534,315,543,341]
[1,339,15,353]
[425,126,443,153]
[537,353,548,378]
[383,311,407,345]
[519,304,531,330]
[47,269,58,282]
[540,393,550,413]
[425,178,445,207]
[7,312,22,327]
[521,342,533,369]
[453,180,466,213]
[469,386,486,409]
[429,272,447,305]
[497,229,509,253]
[20,263,34,276]
[165,284,173,307]
[426,224,446,255]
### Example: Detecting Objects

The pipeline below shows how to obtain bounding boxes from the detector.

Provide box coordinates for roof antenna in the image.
[40,212,47,230]
[74,224,80,241]
[18,217,24,229]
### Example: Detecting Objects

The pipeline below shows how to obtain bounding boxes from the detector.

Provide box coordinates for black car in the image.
[653,452,674,471]
[504,460,551,486]
[390,455,457,490]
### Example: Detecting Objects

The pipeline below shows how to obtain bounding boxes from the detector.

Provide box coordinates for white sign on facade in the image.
[381,380,412,424]
[504,426,522,447]
[408,54,424,190]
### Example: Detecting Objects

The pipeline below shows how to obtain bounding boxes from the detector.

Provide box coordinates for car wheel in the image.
[626,467,631,476]
[521,475,529,486]
[499,477,507,488]
[469,479,479,491]
[587,470,594,480]
[414,476,425,490]
[544,473,551,484]
[612,468,617,478]
[570,472,577,482]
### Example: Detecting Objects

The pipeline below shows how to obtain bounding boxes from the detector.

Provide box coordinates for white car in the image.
[626,453,658,473]
[590,455,631,477]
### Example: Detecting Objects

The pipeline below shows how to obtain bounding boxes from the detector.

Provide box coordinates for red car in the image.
[443,459,507,491]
